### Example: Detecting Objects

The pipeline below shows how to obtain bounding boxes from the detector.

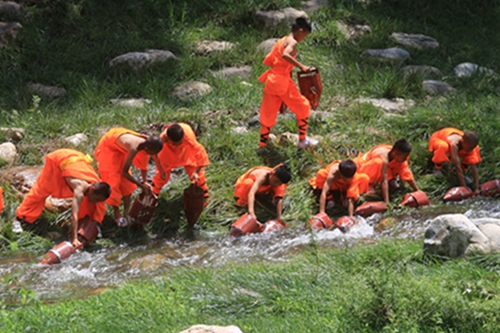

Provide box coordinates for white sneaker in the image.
[298,137,318,148]
[12,219,23,233]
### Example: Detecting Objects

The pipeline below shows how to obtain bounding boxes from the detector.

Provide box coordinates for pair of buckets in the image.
[229,213,286,237]
[444,179,500,202]
[306,212,357,233]
[354,190,430,218]
[40,216,98,265]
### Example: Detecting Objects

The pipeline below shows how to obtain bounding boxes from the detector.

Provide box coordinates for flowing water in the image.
[1,196,500,304]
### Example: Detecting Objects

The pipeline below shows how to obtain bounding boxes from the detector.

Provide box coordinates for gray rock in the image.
[355,97,415,113]
[110,98,152,108]
[195,40,234,55]
[173,81,211,100]
[390,32,439,49]
[0,142,17,166]
[301,0,329,12]
[179,325,243,333]
[361,47,410,62]
[26,83,67,98]
[402,65,442,79]
[109,49,176,70]
[211,66,252,79]
[255,7,308,28]
[0,2,21,18]
[64,133,88,146]
[0,166,43,196]
[257,38,279,55]
[422,80,456,95]
[453,62,498,78]
[337,21,371,39]
[0,127,24,142]
[424,214,491,258]
[0,21,21,47]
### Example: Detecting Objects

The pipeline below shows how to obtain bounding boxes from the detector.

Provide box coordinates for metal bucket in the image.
[354,201,387,218]
[297,68,323,110]
[183,184,205,228]
[129,191,158,227]
[399,190,430,208]
[229,213,264,237]
[306,212,333,230]
[443,186,474,202]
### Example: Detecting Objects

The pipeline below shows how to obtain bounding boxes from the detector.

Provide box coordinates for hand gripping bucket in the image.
[40,241,81,265]
[306,212,333,230]
[263,219,286,233]
[443,186,474,202]
[354,201,387,218]
[481,179,500,198]
[334,216,356,233]
[399,190,430,208]
[129,191,158,227]
[229,213,265,237]
[297,68,323,110]
[183,184,205,228]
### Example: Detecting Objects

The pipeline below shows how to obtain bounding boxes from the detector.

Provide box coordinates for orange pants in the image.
[260,83,310,128]
[152,166,208,197]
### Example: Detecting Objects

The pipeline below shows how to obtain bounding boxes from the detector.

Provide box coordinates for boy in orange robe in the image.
[428,127,481,194]
[13,149,111,247]
[354,139,419,202]
[94,128,163,226]
[309,159,368,216]
[258,17,318,149]
[152,123,210,200]
[234,164,292,221]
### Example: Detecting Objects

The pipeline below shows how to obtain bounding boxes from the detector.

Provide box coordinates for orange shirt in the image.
[428,127,482,165]
[94,128,150,171]
[354,144,414,183]
[309,161,366,200]
[235,166,286,199]
[158,123,209,168]
[258,37,296,96]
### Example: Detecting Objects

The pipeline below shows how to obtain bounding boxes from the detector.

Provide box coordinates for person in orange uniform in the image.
[152,123,210,201]
[354,139,419,203]
[309,159,367,217]
[94,128,163,227]
[234,164,292,221]
[258,17,318,149]
[428,127,481,194]
[13,149,111,247]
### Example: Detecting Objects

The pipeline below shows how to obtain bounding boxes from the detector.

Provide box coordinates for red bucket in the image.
[334,216,356,233]
[40,241,81,265]
[129,191,158,227]
[229,213,265,237]
[399,190,430,208]
[77,216,99,243]
[263,219,286,233]
[354,201,387,218]
[481,179,500,198]
[297,68,323,110]
[306,212,333,230]
[443,186,474,202]
[183,184,205,228]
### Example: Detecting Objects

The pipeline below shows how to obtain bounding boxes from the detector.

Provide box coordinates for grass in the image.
[2,240,500,332]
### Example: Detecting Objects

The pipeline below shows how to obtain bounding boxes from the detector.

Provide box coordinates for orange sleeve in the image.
[460,146,482,165]
[133,150,150,170]
[389,161,414,182]
[273,184,286,198]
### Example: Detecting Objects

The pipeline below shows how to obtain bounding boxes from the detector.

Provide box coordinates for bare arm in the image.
[65,178,85,248]
[191,166,203,184]
[122,149,150,192]
[247,175,267,221]
[381,162,390,203]
[470,164,480,194]
[282,39,310,72]
[319,170,336,214]
[347,198,354,217]
[407,179,419,192]
[450,144,466,187]
[275,197,283,220]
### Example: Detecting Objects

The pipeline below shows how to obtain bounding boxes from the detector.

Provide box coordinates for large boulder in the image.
[423,214,496,258]
[211,66,252,80]
[453,62,498,79]
[0,142,17,166]
[173,81,211,100]
[194,40,234,55]
[402,65,442,79]
[361,48,410,62]
[26,83,67,98]
[422,80,455,95]
[0,1,22,18]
